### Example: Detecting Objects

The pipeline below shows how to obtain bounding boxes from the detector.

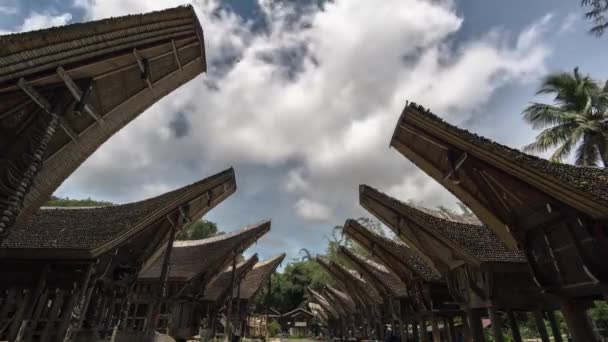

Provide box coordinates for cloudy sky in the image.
[1,0,605,262]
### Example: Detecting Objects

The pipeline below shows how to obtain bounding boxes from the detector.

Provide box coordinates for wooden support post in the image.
[133,48,154,90]
[236,280,242,337]
[265,275,271,341]
[56,66,104,124]
[397,299,406,342]
[419,318,429,342]
[225,255,238,341]
[547,311,563,342]
[461,313,472,342]
[412,321,419,342]
[172,40,183,71]
[488,307,504,342]
[445,317,454,342]
[533,311,550,342]
[431,317,441,342]
[506,311,522,342]
[14,264,50,341]
[561,300,597,342]
[468,309,485,342]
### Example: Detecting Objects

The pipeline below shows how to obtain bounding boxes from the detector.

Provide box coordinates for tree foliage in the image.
[176,219,222,240]
[45,195,113,207]
[582,0,608,35]
[522,67,608,166]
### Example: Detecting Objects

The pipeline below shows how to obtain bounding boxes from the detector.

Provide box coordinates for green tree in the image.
[175,219,222,240]
[45,195,113,207]
[590,301,608,337]
[522,67,608,166]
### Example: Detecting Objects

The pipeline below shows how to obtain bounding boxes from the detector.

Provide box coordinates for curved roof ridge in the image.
[1,168,236,255]
[360,185,525,263]
[395,102,608,205]
[173,219,269,248]
[338,246,408,298]
[344,218,440,282]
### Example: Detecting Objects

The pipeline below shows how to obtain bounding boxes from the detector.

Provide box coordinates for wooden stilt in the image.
[225,255,238,341]
[431,318,441,342]
[412,321,420,342]
[419,318,429,342]
[468,309,485,342]
[532,311,550,342]
[561,300,597,342]
[445,317,454,342]
[488,307,504,342]
[461,314,472,342]
[506,311,522,342]
[547,311,563,342]
[397,299,406,342]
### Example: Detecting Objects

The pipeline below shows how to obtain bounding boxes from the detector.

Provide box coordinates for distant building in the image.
[281,308,314,337]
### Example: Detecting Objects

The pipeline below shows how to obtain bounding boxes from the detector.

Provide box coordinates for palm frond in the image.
[522,103,577,129]
[524,123,578,153]
[575,135,601,166]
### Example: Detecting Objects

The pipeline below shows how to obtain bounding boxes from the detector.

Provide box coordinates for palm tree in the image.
[522,67,608,167]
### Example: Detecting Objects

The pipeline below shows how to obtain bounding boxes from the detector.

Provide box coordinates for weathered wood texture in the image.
[0,5,207,241]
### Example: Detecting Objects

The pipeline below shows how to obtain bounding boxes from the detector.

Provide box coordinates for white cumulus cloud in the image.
[62,0,553,226]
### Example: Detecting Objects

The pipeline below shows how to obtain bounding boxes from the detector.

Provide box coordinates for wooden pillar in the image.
[468,309,485,342]
[445,317,454,342]
[561,300,597,342]
[506,311,522,342]
[412,321,420,342]
[487,307,504,342]
[264,275,271,340]
[461,313,472,342]
[397,299,406,342]
[431,317,441,342]
[14,264,50,341]
[419,317,429,342]
[225,255,238,340]
[547,310,563,342]
[532,311,550,342]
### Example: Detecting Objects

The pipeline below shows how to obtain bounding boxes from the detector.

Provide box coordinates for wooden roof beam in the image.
[18,77,81,146]
[133,48,153,91]
[56,66,104,125]
[172,39,183,72]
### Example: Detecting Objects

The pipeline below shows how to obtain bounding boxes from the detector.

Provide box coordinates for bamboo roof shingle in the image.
[316,256,383,304]
[390,102,608,247]
[343,219,440,283]
[360,185,526,264]
[323,285,356,316]
[0,168,235,259]
[237,253,286,300]
[139,220,270,282]
[390,102,608,297]
[307,288,339,319]
[0,5,207,239]
[202,254,259,302]
[338,246,408,299]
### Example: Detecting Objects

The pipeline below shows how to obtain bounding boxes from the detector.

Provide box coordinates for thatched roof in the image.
[316,256,383,304]
[0,5,207,239]
[237,254,286,300]
[338,246,408,299]
[202,254,259,302]
[307,288,339,319]
[390,102,608,248]
[343,219,440,283]
[321,286,354,317]
[360,185,525,265]
[308,302,328,322]
[139,220,270,283]
[0,168,235,259]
